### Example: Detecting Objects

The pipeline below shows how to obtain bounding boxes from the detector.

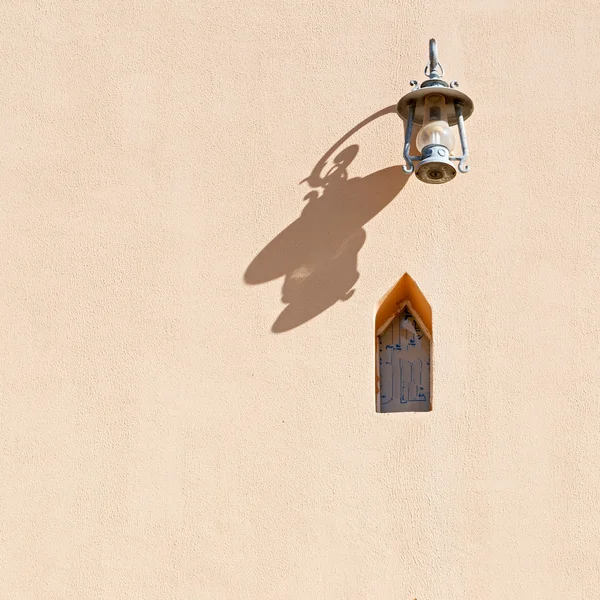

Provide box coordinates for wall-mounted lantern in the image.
[397,39,474,184]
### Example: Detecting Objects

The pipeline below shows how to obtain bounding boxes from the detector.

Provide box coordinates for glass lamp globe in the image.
[415,94,456,152]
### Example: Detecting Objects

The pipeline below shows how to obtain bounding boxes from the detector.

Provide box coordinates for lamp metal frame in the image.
[397,39,474,179]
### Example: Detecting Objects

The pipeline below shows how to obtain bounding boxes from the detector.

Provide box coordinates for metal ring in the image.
[424,62,444,77]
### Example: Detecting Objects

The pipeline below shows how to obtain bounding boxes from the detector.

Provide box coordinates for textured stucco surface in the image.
[2,1,600,598]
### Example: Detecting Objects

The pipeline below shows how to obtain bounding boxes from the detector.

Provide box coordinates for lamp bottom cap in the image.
[416,161,456,184]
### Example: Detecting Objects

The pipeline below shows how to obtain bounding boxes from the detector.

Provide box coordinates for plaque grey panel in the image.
[378,307,431,412]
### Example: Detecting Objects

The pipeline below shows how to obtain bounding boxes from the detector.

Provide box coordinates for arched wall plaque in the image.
[375,274,432,412]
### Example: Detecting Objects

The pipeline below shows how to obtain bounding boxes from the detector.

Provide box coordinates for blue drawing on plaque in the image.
[378,306,431,411]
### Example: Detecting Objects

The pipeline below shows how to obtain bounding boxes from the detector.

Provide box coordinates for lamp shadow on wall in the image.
[244,106,411,333]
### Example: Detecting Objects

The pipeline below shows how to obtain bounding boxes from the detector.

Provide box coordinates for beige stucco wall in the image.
[2,1,600,598]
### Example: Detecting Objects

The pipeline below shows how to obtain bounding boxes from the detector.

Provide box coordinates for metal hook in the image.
[424,38,444,78]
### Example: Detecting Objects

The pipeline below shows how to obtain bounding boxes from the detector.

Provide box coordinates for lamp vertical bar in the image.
[403,102,415,174]
[455,101,470,173]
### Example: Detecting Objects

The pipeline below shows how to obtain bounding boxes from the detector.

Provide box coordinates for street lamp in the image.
[397,39,474,184]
